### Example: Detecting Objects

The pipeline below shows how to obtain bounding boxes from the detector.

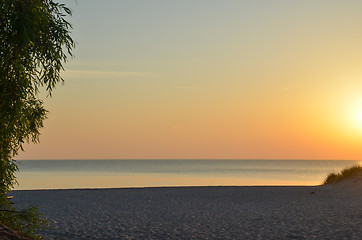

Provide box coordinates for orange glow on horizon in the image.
[15,1,362,161]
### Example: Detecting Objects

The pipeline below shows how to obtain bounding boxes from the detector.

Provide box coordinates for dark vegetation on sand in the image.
[324,165,362,185]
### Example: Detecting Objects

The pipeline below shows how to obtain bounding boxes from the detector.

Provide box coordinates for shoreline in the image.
[13,184,322,191]
[12,185,362,239]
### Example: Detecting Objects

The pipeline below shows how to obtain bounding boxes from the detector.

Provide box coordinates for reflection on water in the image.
[15,172,318,190]
[14,160,359,190]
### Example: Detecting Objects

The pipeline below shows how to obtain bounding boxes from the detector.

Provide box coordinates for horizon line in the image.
[16,158,359,161]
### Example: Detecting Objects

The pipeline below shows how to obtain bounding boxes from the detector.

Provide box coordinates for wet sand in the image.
[12,185,362,239]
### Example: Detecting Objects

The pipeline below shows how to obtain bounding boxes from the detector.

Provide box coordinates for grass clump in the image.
[323,165,362,185]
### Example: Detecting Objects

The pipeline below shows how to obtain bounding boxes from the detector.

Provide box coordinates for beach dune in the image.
[12,184,362,239]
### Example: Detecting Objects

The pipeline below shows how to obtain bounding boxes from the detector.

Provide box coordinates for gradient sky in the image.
[17,0,362,160]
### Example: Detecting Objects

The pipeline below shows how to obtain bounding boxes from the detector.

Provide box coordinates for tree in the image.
[0,0,74,237]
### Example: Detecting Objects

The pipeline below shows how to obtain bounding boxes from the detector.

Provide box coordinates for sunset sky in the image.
[17,0,362,160]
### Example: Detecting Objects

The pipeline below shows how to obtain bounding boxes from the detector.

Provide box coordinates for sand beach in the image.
[11,181,362,240]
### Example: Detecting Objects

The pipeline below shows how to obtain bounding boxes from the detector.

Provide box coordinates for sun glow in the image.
[347,102,362,132]
[356,110,362,126]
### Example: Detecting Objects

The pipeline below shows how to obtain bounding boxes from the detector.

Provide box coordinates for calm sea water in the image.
[15,160,359,190]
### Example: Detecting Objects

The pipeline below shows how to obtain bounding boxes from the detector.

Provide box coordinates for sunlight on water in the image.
[15,172,318,190]
[14,160,358,190]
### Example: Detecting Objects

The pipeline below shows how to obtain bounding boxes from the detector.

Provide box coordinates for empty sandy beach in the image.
[11,184,362,240]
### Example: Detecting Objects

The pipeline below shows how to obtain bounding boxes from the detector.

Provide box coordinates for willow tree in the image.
[0,0,74,236]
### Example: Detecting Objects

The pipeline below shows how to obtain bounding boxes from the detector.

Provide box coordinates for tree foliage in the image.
[0,0,74,237]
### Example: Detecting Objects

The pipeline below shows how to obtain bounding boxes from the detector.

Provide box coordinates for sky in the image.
[17,0,362,160]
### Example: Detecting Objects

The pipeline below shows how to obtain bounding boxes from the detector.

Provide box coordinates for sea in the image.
[15,159,360,190]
